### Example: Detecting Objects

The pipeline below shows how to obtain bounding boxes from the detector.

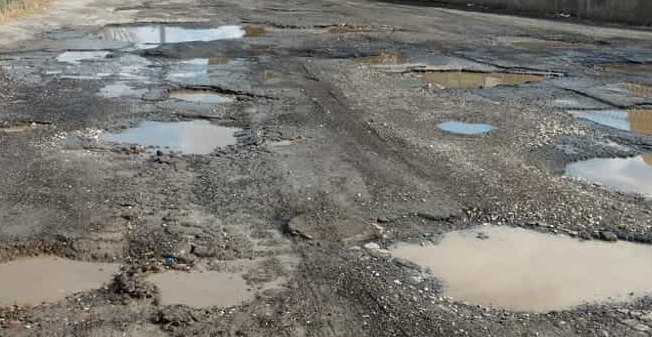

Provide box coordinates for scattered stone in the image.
[363,242,380,250]
[600,231,618,242]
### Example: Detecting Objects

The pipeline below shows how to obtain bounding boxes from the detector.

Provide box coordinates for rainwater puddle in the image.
[565,155,652,197]
[0,256,119,306]
[97,25,246,45]
[437,121,494,135]
[416,71,547,89]
[354,52,407,65]
[147,271,252,308]
[101,120,241,154]
[600,64,652,74]
[570,109,652,135]
[98,82,148,98]
[391,226,652,312]
[167,89,234,104]
[56,51,110,64]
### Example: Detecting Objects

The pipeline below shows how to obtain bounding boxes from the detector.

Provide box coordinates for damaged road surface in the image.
[2,0,652,335]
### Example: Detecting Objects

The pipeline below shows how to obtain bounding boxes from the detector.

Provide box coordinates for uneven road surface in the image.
[1,0,652,335]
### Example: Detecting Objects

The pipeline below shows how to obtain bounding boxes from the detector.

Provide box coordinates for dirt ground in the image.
[1,0,652,335]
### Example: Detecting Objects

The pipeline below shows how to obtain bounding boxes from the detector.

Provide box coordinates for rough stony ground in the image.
[1,0,652,335]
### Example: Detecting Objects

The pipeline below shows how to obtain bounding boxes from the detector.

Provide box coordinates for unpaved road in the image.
[2,0,652,335]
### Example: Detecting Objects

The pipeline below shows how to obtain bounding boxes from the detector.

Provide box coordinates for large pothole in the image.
[391,226,652,312]
[0,256,119,306]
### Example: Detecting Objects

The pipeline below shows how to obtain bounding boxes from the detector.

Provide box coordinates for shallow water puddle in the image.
[147,271,252,308]
[101,120,241,154]
[570,109,652,135]
[565,155,652,197]
[600,64,652,74]
[391,226,652,312]
[56,51,110,64]
[0,256,119,306]
[167,89,234,104]
[437,121,494,135]
[97,25,246,44]
[416,71,547,89]
[354,52,407,65]
[98,82,148,98]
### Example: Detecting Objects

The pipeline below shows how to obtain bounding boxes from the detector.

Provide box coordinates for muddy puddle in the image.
[437,121,494,135]
[101,120,241,154]
[391,226,652,312]
[167,89,234,104]
[56,51,110,64]
[98,82,148,98]
[570,109,652,135]
[565,155,652,197]
[354,52,407,65]
[415,71,547,89]
[147,271,252,308]
[0,256,119,306]
[599,64,652,74]
[97,24,246,45]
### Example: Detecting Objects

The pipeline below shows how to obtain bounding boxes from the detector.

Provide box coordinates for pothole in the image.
[391,226,652,312]
[354,52,407,65]
[437,121,495,135]
[147,270,252,308]
[96,24,247,45]
[569,109,652,136]
[98,82,148,98]
[167,89,235,104]
[0,256,119,306]
[100,120,242,155]
[56,51,111,64]
[599,64,652,74]
[413,71,548,89]
[565,155,652,197]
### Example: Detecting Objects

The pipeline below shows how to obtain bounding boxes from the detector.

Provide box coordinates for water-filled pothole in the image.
[56,51,110,64]
[565,155,652,197]
[354,52,407,65]
[570,109,652,135]
[437,121,495,135]
[97,24,246,44]
[414,71,548,89]
[391,226,652,312]
[0,256,119,306]
[599,64,652,75]
[100,120,241,155]
[147,271,252,308]
[167,89,234,104]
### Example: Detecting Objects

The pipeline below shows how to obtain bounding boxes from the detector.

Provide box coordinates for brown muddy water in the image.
[569,109,652,135]
[354,52,407,65]
[147,271,252,308]
[391,226,652,312]
[415,71,547,89]
[565,155,652,197]
[0,256,119,306]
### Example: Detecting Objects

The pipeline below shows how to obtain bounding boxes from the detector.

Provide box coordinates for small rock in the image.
[600,231,618,242]
[363,242,380,250]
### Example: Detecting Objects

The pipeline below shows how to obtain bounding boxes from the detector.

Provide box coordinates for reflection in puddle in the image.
[56,51,110,64]
[437,121,494,135]
[416,71,547,89]
[147,271,251,308]
[624,83,652,99]
[101,120,241,154]
[0,256,119,306]
[97,25,245,44]
[98,82,148,98]
[354,52,407,65]
[168,89,234,104]
[392,226,652,312]
[570,109,652,135]
[565,155,652,197]
[600,64,652,74]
